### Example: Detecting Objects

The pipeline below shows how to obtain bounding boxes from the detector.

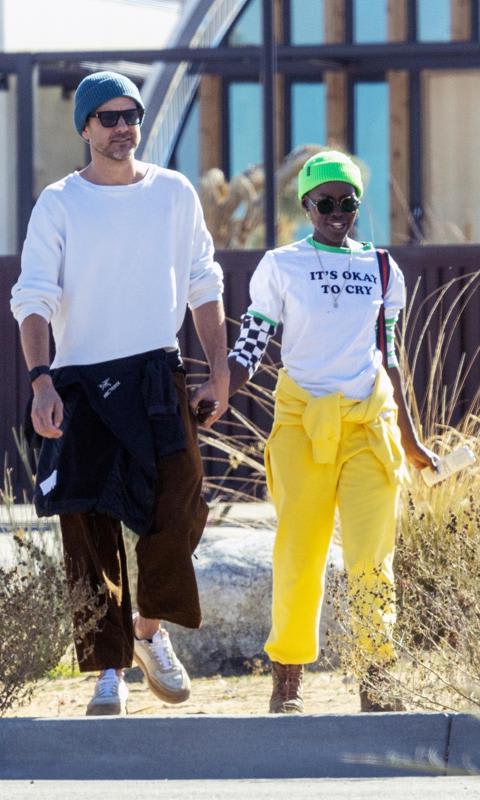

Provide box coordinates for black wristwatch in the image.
[29,365,51,384]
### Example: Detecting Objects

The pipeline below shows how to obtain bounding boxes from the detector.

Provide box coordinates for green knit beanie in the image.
[297,150,364,200]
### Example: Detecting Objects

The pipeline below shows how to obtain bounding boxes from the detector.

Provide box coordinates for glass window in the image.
[354,82,390,244]
[417,0,450,41]
[289,82,326,242]
[228,82,263,176]
[423,70,480,243]
[353,0,388,42]
[227,0,261,46]
[173,98,200,186]
[290,0,324,44]
[291,82,326,150]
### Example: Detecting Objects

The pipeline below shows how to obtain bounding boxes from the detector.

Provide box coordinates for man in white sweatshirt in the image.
[11,71,229,715]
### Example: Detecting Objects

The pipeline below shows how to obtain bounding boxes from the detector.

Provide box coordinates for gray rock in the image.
[0,506,344,677]
[164,525,343,676]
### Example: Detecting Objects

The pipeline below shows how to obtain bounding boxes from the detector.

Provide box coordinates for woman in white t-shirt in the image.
[228,150,437,714]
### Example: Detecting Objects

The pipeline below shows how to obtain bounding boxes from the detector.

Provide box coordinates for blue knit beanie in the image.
[74,71,144,134]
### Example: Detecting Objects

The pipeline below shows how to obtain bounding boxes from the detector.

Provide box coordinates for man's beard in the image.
[94,137,137,161]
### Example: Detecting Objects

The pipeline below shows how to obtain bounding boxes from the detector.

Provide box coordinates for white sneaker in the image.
[132,613,191,704]
[86,669,128,716]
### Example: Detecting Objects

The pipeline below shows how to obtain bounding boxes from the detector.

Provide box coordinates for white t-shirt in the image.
[247,237,405,400]
[11,165,223,368]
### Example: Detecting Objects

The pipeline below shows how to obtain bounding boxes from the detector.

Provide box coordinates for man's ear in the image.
[81,125,90,143]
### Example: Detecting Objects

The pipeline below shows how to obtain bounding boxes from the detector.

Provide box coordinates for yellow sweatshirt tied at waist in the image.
[266,366,408,486]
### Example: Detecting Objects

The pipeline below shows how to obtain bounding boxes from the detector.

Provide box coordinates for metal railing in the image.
[139,0,248,166]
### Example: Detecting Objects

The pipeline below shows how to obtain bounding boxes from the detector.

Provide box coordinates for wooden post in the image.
[388,71,410,244]
[199,75,222,176]
[324,0,347,149]
[388,0,410,244]
[451,0,471,40]
[387,0,408,41]
[325,0,346,42]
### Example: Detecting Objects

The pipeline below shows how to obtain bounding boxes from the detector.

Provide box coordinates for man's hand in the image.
[31,374,64,438]
[190,299,230,428]
[189,372,229,429]
[20,315,63,437]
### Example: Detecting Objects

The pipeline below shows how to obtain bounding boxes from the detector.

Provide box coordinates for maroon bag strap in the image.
[375,248,391,364]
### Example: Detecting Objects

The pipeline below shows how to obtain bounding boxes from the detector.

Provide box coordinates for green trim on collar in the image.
[249,310,278,327]
[306,235,374,254]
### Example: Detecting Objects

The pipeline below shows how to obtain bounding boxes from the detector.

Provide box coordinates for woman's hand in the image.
[403,438,438,471]
[385,366,438,472]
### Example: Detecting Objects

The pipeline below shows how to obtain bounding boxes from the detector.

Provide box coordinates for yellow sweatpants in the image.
[264,369,404,667]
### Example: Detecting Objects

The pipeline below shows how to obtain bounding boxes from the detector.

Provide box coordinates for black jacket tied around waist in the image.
[31,349,186,535]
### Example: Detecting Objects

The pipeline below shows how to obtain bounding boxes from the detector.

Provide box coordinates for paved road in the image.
[3,777,480,799]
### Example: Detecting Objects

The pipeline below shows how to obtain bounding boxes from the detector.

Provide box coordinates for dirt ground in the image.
[7,669,362,718]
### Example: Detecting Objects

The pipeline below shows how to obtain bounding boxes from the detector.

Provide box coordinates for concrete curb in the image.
[2,712,477,780]
[448,714,480,773]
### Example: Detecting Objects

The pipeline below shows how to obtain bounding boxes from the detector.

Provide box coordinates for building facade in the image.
[1,0,479,254]
[167,0,480,247]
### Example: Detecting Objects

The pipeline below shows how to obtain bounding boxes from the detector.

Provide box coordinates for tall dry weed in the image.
[0,460,106,715]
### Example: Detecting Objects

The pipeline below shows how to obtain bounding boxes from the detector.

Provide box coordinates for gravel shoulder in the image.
[6,669,361,718]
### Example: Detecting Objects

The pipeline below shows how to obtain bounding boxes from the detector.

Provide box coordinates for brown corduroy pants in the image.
[59,372,208,672]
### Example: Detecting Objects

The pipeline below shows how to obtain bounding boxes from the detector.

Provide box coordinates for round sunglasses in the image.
[305,194,360,215]
[88,107,144,128]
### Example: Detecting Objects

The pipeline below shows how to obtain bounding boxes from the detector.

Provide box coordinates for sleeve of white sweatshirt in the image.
[187,187,224,310]
[10,189,64,325]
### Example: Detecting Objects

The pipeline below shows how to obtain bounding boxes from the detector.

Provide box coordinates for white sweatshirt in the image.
[11,165,223,368]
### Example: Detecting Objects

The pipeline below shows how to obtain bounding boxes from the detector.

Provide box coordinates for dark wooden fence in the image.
[1,257,32,497]
[2,246,479,497]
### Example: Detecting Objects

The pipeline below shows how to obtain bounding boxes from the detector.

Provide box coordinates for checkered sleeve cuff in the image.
[230,313,277,377]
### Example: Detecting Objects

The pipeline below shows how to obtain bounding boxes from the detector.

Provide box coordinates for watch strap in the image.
[29,365,51,383]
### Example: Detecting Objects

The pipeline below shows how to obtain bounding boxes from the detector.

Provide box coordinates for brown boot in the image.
[269,661,304,714]
[359,665,406,712]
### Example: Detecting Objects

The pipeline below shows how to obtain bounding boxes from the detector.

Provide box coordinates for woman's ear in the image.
[302,199,311,219]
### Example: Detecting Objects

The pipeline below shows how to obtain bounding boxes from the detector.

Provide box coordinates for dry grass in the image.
[0,465,106,716]
[3,669,359,718]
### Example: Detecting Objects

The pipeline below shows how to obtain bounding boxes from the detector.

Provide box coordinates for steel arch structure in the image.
[138,0,249,166]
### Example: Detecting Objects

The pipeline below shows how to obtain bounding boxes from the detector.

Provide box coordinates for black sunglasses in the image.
[306,194,360,215]
[88,107,144,128]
